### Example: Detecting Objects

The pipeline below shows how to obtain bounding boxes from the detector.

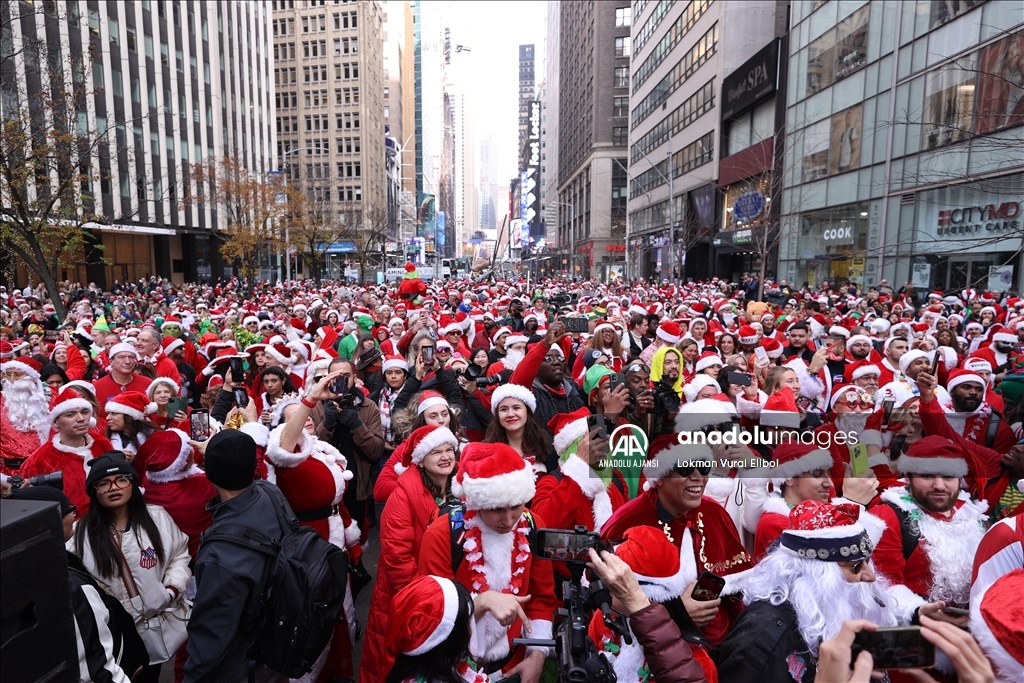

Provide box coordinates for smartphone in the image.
[229,357,245,383]
[233,387,249,409]
[421,345,435,366]
[331,375,349,396]
[44,329,60,342]
[795,396,812,410]
[607,372,625,393]
[753,346,769,364]
[889,434,907,461]
[190,410,211,442]
[563,317,590,333]
[727,370,752,387]
[532,529,602,563]
[851,626,935,670]
[941,607,969,617]
[880,397,896,430]
[928,350,941,376]
[851,443,871,477]
[165,397,187,418]
[691,571,727,601]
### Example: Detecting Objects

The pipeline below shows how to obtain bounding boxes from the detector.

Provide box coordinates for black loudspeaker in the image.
[0,499,79,682]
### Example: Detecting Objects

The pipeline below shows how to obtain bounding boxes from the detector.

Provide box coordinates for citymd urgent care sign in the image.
[916,182,1023,253]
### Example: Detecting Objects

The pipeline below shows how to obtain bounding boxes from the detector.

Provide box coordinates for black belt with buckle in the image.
[295,506,334,522]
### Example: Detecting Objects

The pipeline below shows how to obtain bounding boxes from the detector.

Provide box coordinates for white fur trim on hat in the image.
[506,334,529,347]
[61,380,96,397]
[407,576,461,656]
[145,429,199,484]
[851,364,881,381]
[104,399,157,422]
[593,322,615,335]
[238,421,270,448]
[553,417,590,457]
[48,397,93,424]
[775,448,834,479]
[674,398,737,432]
[410,427,459,466]
[695,353,723,374]
[643,443,713,487]
[108,342,139,359]
[947,372,985,393]
[682,375,720,403]
[490,383,537,414]
[452,462,536,510]
[264,345,293,365]
[829,326,850,338]
[992,332,1017,344]
[846,334,872,348]
[417,395,449,415]
[146,377,181,400]
[760,407,802,428]
[896,454,968,478]
[898,349,929,375]
[969,571,1024,681]
[382,357,409,373]
[656,326,680,344]
[963,357,993,373]
[0,359,41,380]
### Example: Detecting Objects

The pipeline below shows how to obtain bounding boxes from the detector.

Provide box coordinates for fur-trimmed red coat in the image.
[21,434,114,516]
[0,395,48,476]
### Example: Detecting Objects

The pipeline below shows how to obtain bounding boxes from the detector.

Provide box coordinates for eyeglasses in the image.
[626,364,649,373]
[838,391,874,410]
[2,370,26,380]
[94,475,133,493]
[543,355,564,364]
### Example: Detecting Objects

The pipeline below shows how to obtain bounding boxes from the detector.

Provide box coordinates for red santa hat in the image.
[48,387,94,425]
[146,377,181,401]
[992,329,1018,344]
[694,351,723,374]
[547,407,591,457]
[490,383,537,414]
[452,441,535,510]
[416,390,449,416]
[614,526,690,604]
[738,325,759,345]
[641,434,713,491]
[593,321,616,335]
[108,342,139,359]
[897,349,929,375]
[397,425,459,473]
[760,337,784,359]
[846,334,872,349]
[1,358,42,380]
[682,374,720,404]
[381,355,409,374]
[896,435,978,480]
[385,575,466,658]
[847,362,881,383]
[137,428,200,484]
[160,316,184,331]
[946,368,986,393]
[780,500,885,562]
[760,389,801,428]
[491,326,512,343]
[264,343,294,366]
[105,391,157,421]
[674,397,737,432]
[970,568,1024,682]
[772,443,835,480]
[828,383,872,412]
[962,357,993,374]
[656,320,682,344]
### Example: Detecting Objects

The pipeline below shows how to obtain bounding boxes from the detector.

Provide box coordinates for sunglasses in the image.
[626,364,649,373]
[673,466,712,477]
[437,348,452,354]
[543,355,564,364]
[841,559,867,575]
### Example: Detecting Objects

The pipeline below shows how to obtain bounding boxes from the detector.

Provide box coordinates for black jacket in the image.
[532,376,585,455]
[183,481,293,683]
[714,600,815,683]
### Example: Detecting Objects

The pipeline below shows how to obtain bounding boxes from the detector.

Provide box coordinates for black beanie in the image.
[86,451,137,489]
[9,485,73,517]
[204,429,256,491]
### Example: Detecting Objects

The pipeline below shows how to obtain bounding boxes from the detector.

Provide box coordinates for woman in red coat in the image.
[360,425,460,683]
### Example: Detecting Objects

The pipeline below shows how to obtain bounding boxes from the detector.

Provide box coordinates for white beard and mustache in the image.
[917,509,986,606]
[743,550,897,657]
[503,348,525,371]
[834,411,870,436]
[1,377,51,444]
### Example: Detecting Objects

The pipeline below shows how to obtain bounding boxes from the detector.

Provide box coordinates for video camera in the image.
[455,362,503,387]
[550,293,579,309]
[514,527,627,683]
[8,470,63,491]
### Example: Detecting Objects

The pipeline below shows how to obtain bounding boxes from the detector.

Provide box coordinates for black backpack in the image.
[202,481,349,678]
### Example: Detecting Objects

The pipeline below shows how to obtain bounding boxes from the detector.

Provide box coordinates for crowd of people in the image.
[1,263,1023,683]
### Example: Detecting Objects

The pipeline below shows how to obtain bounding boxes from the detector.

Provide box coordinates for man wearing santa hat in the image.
[20,391,114,516]
[601,436,753,647]
[971,326,1018,371]
[717,500,925,683]
[877,335,909,387]
[0,357,50,477]
[939,367,1017,452]
[418,441,558,683]
[871,436,990,621]
[92,343,153,416]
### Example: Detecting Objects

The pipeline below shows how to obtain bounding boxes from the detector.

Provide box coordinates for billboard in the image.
[437,211,446,247]
[417,193,436,239]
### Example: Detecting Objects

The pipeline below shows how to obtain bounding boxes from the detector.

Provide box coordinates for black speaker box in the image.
[1,499,78,683]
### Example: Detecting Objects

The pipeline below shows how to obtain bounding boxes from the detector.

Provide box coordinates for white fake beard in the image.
[503,348,525,371]
[743,551,897,656]
[835,412,870,436]
[917,511,986,606]
[1,377,51,440]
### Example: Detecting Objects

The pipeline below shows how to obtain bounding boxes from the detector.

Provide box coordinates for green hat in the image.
[997,372,1024,408]
[583,364,613,400]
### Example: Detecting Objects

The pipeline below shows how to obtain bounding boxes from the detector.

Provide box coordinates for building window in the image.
[614,66,629,88]
[613,97,628,117]
[615,8,632,27]
[614,37,631,57]
[613,126,628,145]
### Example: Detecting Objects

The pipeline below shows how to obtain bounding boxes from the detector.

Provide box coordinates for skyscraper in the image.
[518,44,535,157]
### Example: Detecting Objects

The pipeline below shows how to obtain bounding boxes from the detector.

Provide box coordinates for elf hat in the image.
[642,433,713,491]
[970,568,1024,682]
[398,425,459,473]
[490,382,537,414]
[760,389,801,428]
[547,407,591,457]
[137,428,198,484]
[452,441,535,510]
[614,526,690,604]
[104,391,156,421]
[386,575,468,658]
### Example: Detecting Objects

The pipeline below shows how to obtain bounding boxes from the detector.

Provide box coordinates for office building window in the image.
[614,66,629,88]
[614,37,631,57]
[613,97,628,117]
[615,8,632,27]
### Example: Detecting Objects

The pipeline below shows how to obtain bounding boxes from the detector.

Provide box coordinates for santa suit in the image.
[0,395,48,476]
[138,457,215,560]
[877,358,900,387]
[870,487,989,609]
[753,495,791,561]
[142,350,182,385]
[418,510,558,675]
[971,513,1023,592]
[20,434,114,516]
[601,491,753,646]
[941,400,1018,453]
[968,346,1008,373]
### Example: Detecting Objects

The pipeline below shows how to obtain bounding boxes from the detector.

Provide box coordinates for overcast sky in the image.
[441,0,547,184]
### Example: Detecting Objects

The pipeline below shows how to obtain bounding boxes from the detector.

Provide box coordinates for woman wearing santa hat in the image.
[362,425,461,683]
[147,377,189,430]
[418,442,559,683]
[371,354,411,459]
[570,321,627,382]
[483,382,554,478]
[104,391,157,462]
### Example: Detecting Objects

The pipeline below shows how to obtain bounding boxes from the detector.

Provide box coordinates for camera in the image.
[8,471,63,491]
[550,293,579,308]
[332,376,363,409]
[456,362,503,387]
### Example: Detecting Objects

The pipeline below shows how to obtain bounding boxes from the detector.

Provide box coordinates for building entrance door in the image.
[946,257,1018,293]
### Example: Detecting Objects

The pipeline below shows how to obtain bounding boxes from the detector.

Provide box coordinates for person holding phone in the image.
[104,391,157,462]
[147,377,189,430]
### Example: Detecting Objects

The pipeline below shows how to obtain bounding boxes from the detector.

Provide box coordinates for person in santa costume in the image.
[586,526,718,683]
[104,391,157,461]
[397,262,427,303]
[870,436,991,625]
[717,500,904,683]
[938,367,1018,452]
[600,435,753,647]
[0,357,50,476]
[21,391,114,516]
[265,381,360,682]
[970,568,1024,683]
[362,425,460,683]
[418,441,558,683]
